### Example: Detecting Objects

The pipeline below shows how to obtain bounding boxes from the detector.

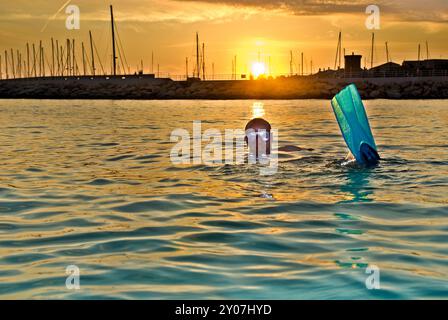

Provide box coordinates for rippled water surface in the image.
[0,99,447,299]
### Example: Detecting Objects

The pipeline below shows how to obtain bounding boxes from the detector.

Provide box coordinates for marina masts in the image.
[56,40,60,76]
[11,49,15,79]
[234,55,237,80]
[26,43,30,77]
[66,39,70,76]
[82,42,86,76]
[4,50,8,79]
[72,39,76,76]
[41,45,45,77]
[110,5,117,76]
[89,31,95,76]
[418,43,421,61]
[385,41,390,63]
[39,41,42,77]
[370,32,375,69]
[289,50,293,75]
[32,44,36,77]
[51,38,55,76]
[202,43,205,80]
[301,52,304,76]
[196,32,200,78]
[334,31,342,70]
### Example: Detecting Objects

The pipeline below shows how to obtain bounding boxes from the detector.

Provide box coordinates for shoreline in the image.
[1,76,447,100]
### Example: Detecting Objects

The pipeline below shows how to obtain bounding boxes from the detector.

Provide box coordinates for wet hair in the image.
[245,118,271,131]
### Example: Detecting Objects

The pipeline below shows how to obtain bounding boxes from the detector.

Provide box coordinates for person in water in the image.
[245,118,313,158]
[245,118,271,158]
[245,117,379,165]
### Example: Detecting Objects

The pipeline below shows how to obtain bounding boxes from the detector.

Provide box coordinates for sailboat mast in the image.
[110,5,117,76]
[269,56,271,76]
[196,32,200,78]
[202,43,205,80]
[60,45,63,76]
[339,32,342,69]
[72,39,76,76]
[51,38,55,76]
[39,41,43,77]
[66,39,69,76]
[41,46,45,77]
[370,32,375,69]
[89,31,95,76]
[234,55,237,80]
[4,51,8,79]
[82,42,86,76]
[17,50,21,78]
[11,49,15,79]
[301,52,304,76]
[290,50,293,75]
[334,31,341,70]
[56,40,60,76]
[32,44,36,77]
[418,44,421,61]
[151,51,154,74]
[26,43,30,77]
[385,41,389,63]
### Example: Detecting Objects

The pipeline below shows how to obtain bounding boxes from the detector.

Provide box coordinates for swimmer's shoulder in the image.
[278,145,314,152]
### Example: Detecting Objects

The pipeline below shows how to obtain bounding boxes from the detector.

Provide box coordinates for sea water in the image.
[0,99,446,299]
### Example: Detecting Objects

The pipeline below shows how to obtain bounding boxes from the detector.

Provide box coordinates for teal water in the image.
[0,99,447,299]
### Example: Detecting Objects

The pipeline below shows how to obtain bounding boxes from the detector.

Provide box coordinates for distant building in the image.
[344,53,362,73]
[369,62,402,76]
[402,59,448,71]
[314,55,448,78]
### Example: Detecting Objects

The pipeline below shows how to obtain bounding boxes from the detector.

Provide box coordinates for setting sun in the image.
[251,62,266,78]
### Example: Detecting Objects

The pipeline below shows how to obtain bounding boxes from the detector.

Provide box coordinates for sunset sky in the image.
[0,0,446,76]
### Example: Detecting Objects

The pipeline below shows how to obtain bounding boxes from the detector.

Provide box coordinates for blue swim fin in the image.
[331,84,380,165]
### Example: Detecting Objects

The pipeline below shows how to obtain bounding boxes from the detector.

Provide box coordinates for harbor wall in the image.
[0,76,447,99]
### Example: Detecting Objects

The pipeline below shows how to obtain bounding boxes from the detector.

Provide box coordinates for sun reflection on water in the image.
[252,102,265,118]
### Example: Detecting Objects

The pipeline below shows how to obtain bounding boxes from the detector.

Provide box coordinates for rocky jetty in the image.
[0,76,447,100]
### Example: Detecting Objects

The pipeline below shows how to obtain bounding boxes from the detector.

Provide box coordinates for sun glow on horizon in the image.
[251,62,266,78]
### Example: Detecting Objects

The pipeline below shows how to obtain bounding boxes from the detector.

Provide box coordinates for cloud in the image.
[175,0,448,23]
[0,0,260,24]
[0,0,445,27]
[175,0,387,14]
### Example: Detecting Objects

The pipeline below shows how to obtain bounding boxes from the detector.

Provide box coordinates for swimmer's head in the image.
[245,118,272,156]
